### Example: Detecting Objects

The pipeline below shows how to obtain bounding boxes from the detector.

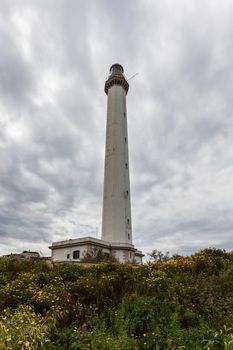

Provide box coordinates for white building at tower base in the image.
[49,237,143,264]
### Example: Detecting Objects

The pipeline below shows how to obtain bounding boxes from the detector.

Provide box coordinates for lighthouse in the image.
[49,64,143,264]
[102,63,132,245]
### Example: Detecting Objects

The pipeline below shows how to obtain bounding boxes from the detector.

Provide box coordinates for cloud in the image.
[0,0,233,257]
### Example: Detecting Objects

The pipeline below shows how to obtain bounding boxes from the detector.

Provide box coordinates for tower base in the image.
[49,236,144,264]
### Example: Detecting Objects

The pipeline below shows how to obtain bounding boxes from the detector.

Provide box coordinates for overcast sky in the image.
[0,0,233,258]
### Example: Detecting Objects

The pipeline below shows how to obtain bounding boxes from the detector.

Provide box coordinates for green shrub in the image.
[0,305,51,349]
[0,249,232,349]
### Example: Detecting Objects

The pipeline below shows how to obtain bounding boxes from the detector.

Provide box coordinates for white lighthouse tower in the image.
[49,64,143,264]
[102,63,132,245]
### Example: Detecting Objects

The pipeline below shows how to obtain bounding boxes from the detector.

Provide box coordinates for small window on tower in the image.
[125,137,127,143]
[125,163,128,169]
[123,112,126,118]
[67,254,70,259]
[127,218,130,225]
[128,234,130,240]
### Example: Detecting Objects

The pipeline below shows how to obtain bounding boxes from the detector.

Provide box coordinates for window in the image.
[123,112,126,118]
[125,163,128,169]
[127,218,130,225]
[67,254,70,259]
[128,234,130,240]
[73,250,80,259]
[125,137,127,143]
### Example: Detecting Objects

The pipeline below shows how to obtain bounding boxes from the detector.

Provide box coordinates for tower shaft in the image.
[102,64,132,244]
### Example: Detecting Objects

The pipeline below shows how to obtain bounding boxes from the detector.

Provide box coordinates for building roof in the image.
[49,236,143,255]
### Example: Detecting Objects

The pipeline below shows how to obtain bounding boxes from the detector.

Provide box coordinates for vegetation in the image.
[148,249,174,262]
[81,247,118,263]
[0,248,233,349]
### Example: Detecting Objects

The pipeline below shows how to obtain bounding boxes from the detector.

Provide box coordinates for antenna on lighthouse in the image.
[127,73,139,81]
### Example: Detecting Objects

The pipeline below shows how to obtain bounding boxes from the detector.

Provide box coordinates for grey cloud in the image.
[0,31,34,106]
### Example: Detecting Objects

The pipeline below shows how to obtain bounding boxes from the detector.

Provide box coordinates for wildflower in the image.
[80,332,84,337]
[81,322,88,329]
